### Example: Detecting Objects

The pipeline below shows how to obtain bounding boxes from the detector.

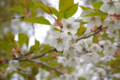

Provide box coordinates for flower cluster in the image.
[48,1,120,78]
[6,60,19,73]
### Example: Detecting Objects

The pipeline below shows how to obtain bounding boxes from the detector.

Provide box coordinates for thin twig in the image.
[27,59,63,74]
[5,51,33,63]
[30,27,108,59]
[0,16,24,22]
[31,23,35,39]
[0,77,6,80]
[76,26,108,41]
[30,48,56,59]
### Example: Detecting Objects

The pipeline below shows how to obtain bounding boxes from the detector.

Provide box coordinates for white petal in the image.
[87,20,95,28]
[103,20,110,27]
[72,22,80,29]
[100,4,110,12]
[116,7,120,14]
[56,43,64,51]
[52,31,60,37]
[95,18,102,27]
[108,23,115,32]
[66,17,75,23]
[102,0,110,3]
[61,19,67,26]
[108,5,115,14]
[82,17,91,22]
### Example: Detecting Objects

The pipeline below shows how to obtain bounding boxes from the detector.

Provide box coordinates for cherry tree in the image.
[0,0,120,80]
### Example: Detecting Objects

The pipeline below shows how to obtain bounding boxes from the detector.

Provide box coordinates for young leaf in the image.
[7,32,15,43]
[18,33,29,47]
[35,39,40,48]
[64,3,78,18]
[50,7,59,17]
[93,35,99,43]
[79,5,87,10]
[59,0,66,11]
[10,6,26,15]
[80,9,107,17]
[23,16,51,25]
[77,25,86,37]
[30,39,40,52]
[2,34,11,43]
[36,2,51,14]
[91,1,103,11]
[32,66,39,76]
[59,0,74,13]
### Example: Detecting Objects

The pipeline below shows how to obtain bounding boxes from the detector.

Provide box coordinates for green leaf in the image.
[36,2,51,14]
[23,17,51,25]
[109,59,120,69]
[59,13,64,20]
[80,9,107,17]
[2,34,11,43]
[109,37,114,42]
[59,0,74,13]
[64,3,78,18]
[100,14,108,21]
[7,32,15,43]
[59,0,66,11]
[30,39,40,52]
[31,10,37,17]
[47,60,58,68]
[22,1,31,9]
[54,27,60,31]
[50,7,59,17]
[40,45,52,53]
[35,39,40,48]
[14,0,24,7]
[93,35,99,43]
[102,32,108,40]
[117,68,120,73]
[18,33,29,47]
[77,25,86,37]
[32,66,39,76]
[91,1,103,10]
[10,6,26,15]
[29,1,36,9]
[27,75,36,80]
[79,5,88,10]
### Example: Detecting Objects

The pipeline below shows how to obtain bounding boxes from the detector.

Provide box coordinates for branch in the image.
[4,51,33,63]
[0,16,25,22]
[76,26,107,41]
[29,27,108,59]
[22,59,63,75]
[30,48,56,59]
[0,77,6,80]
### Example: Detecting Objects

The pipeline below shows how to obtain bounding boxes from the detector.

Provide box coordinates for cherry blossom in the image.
[69,72,78,80]
[61,17,80,34]
[63,44,82,58]
[57,56,68,67]
[82,16,102,29]
[100,0,118,14]
[103,20,116,33]
[6,60,19,73]
[100,56,115,62]
[107,29,119,39]
[103,44,117,56]
[90,43,102,53]
[99,40,112,49]
[82,53,100,64]
[49,31,70,51]
[68,57,79,67]
[59,74,69,80]
[95,68,106,76]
